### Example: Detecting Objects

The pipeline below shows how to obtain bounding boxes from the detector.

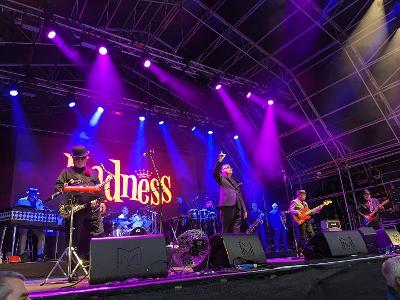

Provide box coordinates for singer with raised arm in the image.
[55,145,106,260]
[213,151,247,234]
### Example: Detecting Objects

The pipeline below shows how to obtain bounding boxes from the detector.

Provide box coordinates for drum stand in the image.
[41,197,88,285]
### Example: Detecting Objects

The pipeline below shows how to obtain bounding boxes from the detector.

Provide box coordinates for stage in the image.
[6,254,389,299]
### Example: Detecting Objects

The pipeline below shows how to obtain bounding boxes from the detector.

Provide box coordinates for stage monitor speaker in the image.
[208,234,266,268]
[303,230,368,260]
[376,229,400,249]
[89,234,168,284]
[358,227,378,254]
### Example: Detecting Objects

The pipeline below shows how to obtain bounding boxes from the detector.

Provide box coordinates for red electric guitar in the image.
[293,200,332,225]
[360,199,390,226]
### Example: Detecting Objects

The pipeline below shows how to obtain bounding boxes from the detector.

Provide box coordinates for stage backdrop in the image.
[9,130,211,218]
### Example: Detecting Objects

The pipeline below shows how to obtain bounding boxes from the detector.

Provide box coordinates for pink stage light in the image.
[246,92,251,98]
[144,60,151,68]
[98,46,108,55]
[47,31,56,39]
[267,99,274,106]
[215,84,222,90]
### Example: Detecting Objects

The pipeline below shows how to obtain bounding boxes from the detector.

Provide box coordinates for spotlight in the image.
[215,84,221,90]
[144,60,151,68]
[158,120,164,125]
[208,130,213,135]
[234,135,239,140]
[98,46,108,55]
[97,107,104,113]
[47,30,56,39]
[9,89,19,97]
[191,126,196,131]
[139,116,146,121]
[68,101,76,108]
[246,92,251,99]
[267,99,274,106]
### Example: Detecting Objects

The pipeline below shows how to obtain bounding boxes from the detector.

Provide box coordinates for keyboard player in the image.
[16,187,46,262]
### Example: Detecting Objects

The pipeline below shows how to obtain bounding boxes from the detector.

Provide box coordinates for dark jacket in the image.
[213,161,247,212]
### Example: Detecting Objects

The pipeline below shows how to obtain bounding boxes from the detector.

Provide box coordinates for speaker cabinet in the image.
[358,227,378,253]
[89,235,167,284]
[304,230,368,260]
[208,234,266,268]
[376,229,400,249]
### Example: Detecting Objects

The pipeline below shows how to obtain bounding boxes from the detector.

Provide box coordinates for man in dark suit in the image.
[213,151,247,233]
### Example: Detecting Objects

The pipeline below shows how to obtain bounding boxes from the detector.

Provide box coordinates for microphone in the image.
[143,149,155,157]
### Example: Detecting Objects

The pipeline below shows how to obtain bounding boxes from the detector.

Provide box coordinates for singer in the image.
[213,151,247,233]
[55,145,106,260]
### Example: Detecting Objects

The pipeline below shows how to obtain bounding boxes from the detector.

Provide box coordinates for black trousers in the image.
[65,206,104,257]
[297,220,314,251]
[220,206,242,234]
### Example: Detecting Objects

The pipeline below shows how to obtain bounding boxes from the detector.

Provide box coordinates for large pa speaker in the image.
[358,227,378,253]
[376,229,400,249]
[303,230,368,260]
[89,235,168,284]
[208,234,266,268]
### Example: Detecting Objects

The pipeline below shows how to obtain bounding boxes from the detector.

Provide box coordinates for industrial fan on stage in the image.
[172,229,210,268]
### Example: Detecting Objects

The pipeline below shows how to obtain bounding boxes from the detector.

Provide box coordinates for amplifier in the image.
[320,219,342,232]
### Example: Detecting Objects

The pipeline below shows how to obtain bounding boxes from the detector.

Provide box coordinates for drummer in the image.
[117,206,131,227]
[176,196,189,216]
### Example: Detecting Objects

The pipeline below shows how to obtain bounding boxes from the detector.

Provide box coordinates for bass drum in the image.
[130,227,147,236]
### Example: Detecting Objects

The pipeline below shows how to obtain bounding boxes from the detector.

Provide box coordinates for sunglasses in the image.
[73,156,88,161]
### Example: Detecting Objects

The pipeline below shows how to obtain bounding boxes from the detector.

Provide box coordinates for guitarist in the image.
[358,189,382,229]
[55,145,106,260]
[248,202,268,252]
[289,190,320,252]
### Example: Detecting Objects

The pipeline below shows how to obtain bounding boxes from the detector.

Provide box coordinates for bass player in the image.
[289,190,321,253]
[358,189,387,230]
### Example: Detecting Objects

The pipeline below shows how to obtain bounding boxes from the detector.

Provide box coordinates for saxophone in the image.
[246,213,265,235]
[59,165,114,218]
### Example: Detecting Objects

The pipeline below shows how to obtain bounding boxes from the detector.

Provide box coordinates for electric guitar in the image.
[246,213,265,235]
[360,199,390,226]
[292,200,332,225]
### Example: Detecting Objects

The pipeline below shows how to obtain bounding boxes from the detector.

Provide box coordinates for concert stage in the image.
[13,255,389,300]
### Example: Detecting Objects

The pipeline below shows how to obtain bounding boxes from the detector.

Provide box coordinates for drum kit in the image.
[103,206,159,237]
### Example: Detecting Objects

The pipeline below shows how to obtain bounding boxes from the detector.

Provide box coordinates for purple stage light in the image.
[144,60,151,68]
[139,116,145,121]
[68,101,76,108]
[191,126,196,131]
[267,99,274,106]
[208,130,213,135]
[97,107,104,113]
[98,46,108,55]
[159,120,164,125]
[9,89,18,97]
[47,31,56,39]
[215,84,222,90]
[234,135,239,140]
[246,92,252,99]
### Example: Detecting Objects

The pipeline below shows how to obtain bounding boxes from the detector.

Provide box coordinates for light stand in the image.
[41,195,88,285]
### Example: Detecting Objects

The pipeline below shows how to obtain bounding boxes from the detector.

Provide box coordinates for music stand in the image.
[41,193,89,285]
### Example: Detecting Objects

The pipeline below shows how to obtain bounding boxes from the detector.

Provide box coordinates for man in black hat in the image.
[289,190,320,252]
[55,145,106,259]
[16,187,46,262]
[213,151,247,233]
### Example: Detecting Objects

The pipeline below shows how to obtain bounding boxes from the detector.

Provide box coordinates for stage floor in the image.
[14,254,389,299]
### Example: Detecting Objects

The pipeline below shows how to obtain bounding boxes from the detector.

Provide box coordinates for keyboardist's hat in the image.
[71,145,89,158]
[26,187,39,195]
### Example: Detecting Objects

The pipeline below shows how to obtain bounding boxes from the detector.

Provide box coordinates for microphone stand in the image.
[282,170,300,258]
[145,150,165,234]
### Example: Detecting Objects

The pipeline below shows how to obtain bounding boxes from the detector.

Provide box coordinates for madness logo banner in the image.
[64,154,172,205]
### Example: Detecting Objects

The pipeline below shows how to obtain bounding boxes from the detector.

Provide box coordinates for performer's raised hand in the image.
[218,151,226,162]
